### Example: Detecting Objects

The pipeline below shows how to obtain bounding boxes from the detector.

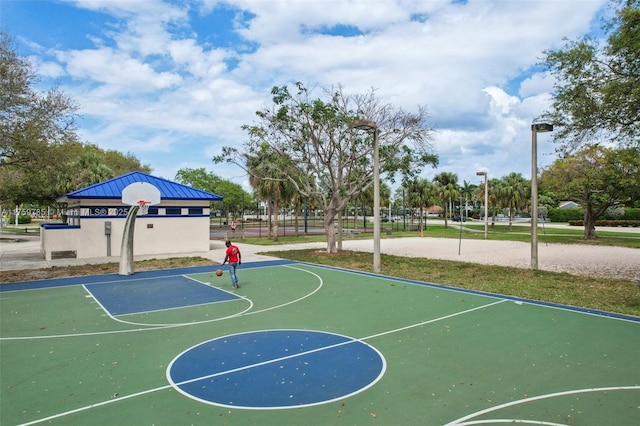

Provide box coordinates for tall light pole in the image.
[530,123,553,270]
[476,171,488,239]
[351,119,381,273]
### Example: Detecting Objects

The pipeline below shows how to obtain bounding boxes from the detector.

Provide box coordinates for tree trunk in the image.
[267,201,272,238]
[508,207,514,231]
[272,197,279,242]
[583,204,598,239]
[354,201,359,232]
[323,207,337,253]
[336,210,343,251]
[294,201,300,237]
[443,203,449,229]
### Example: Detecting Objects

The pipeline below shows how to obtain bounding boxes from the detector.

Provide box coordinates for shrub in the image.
[548,208,583,222]
[552,207,640,224]
[622,208,640,220]
[605,206,625,220]
[7,214,32,224]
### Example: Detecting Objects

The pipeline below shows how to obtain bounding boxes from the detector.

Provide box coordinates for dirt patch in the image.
[0,257,212,284]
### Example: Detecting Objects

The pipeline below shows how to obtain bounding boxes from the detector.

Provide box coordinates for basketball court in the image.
[1,260,638,425]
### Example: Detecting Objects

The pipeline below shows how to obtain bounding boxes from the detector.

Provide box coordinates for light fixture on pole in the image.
[530,123,553,270]
[476,171,488,240]
[350,119,381,273]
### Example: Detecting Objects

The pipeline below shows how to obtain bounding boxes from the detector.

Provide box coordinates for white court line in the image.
[16,383,174,426]
[1,265,323,340]
[301,263,640,324]
[166,329,387,410]
[361,299,507,341]
[98,275,255,327]
[242,265,325,315]
[453,420,568,425]
[17,299,503,425]
[444,385,640,426]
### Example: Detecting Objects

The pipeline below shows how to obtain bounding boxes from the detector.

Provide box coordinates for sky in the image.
[1,0,611,195]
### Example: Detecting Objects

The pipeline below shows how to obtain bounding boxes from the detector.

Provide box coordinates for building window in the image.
[165,207,182,215]
[188,207,203,215]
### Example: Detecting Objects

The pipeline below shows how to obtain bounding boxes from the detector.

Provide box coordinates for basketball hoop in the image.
[137,200,150,216]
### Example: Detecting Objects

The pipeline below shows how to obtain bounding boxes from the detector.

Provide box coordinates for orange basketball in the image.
[216,269,223,276]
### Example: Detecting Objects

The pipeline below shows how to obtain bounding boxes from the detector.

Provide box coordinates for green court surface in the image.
[1,262,638,425]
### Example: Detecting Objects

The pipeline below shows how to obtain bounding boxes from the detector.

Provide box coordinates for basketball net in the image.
[137,200,150,216]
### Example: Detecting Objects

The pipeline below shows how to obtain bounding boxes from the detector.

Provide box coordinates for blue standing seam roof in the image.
[63,171,223,201]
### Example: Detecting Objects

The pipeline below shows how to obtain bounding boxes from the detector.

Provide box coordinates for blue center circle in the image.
[166,329,386,409]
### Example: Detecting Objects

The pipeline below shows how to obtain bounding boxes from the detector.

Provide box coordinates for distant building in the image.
[558,201,580,209]
[41,171,222,260]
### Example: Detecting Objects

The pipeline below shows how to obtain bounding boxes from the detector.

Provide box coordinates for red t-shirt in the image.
[226,245,240,263]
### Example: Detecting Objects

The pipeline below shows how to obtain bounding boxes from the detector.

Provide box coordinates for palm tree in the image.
[55,152,114,194]
[246,151,295,242]
[497,172,530,230]
[406,178,436,234]
[460,180,476,220]
[290,191,303,236]
[351,181,375,232]
[433,172,460,228]
[487,178,501,227]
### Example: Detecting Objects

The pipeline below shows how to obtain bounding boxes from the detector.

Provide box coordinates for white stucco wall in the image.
[41,200,211,260]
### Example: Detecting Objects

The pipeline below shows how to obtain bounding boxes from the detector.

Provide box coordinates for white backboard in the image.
[121,182,161,206]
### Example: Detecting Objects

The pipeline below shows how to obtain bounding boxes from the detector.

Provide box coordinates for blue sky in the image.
[1,0,609,194]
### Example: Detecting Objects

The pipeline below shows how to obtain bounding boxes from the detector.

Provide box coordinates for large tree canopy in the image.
[539,145,640,239]
[175,167,251,216]
[0,33,150,205]
[1,32,79,205]
[0,33,79,169]
[216,83,438,252]
[541,0,640,153]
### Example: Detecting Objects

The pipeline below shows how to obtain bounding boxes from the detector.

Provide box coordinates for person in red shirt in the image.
[222,240,241,289]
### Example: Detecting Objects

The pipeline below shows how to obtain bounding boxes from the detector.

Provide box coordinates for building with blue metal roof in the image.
[42,172,223,261]
[58,171,223,202]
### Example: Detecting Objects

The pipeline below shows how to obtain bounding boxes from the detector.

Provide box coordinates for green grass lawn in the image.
[241,222,640,249]
[2,222,638,317]
[260,249,640,318]
[239,223,640,318]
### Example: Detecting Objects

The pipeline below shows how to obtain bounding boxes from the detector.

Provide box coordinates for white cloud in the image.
[8,0,610,191]
[519,72,555,98]
[59,47,182,91]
